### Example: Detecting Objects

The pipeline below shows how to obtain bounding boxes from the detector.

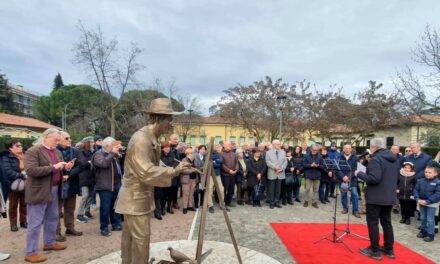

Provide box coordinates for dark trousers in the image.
[98,189,121,231]
[194,190,205,208]
[8,191,26,225]
[221,175,235,205]
[330,181,337,196]
[57,195,77,233]
[366,204,394,252]
[293,176,302,199]
[154,187,164,213]
[399,199,416,220]
[162,187,174,209]
[319,182,330,202]
[281,180,294,203]
[171,180,179,204]
[267,178,282,205]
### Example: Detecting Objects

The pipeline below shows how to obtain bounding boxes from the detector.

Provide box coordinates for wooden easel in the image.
[195,137,243,264]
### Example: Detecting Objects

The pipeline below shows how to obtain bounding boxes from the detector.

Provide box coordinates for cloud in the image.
[1,0,440,115]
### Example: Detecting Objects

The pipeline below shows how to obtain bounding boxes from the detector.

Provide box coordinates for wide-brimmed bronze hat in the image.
[144,98,182,115]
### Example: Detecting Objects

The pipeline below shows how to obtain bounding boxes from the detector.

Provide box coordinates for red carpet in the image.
[271,223,435,264]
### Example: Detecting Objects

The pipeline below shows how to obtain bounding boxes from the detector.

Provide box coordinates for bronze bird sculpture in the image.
[167,247,214,264]
[167,247,192,263]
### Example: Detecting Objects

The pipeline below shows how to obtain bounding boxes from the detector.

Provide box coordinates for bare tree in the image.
[394,25,440,128]
[173,95,204,142]
[72,21,144,137]
[213,76,300,142]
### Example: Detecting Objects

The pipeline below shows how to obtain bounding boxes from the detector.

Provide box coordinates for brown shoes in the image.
[360,210,367,215]
[66,229,83,236]
[56,233,66,242]
[353,212,361,218]
[24,253,47,263]
[341,209,348,214]
[312,202,319,208]
[43,243,67,251]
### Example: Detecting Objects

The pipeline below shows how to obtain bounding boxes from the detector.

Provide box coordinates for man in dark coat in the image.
[355,138,400,261]
[55,131,82,241]
[404,143,432,179]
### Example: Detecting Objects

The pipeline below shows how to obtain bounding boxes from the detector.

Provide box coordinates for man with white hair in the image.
[355,138,400,261]
[92,136,124,237]
[265,140,287,209]
[24,128,68,263]
[220,141,238,209]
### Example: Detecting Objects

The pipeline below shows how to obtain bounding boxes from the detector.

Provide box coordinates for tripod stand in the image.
[314,159,369,253]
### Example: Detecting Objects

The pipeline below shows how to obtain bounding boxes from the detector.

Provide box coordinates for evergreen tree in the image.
[53,73,64,89]
[0,73,19,114]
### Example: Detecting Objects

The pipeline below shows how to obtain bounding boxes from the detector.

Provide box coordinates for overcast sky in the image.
[1,1,440,115]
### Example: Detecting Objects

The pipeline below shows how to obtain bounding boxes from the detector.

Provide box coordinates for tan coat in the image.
[115,126,176,215]
[24,145,64,204]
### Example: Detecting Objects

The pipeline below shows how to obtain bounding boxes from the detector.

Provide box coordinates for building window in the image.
[215,136,222,145]
[229,136,236,144]
[386,137,394,147]
[249,137,255,144]
[190,136,196,146]
[179,135,184,142]
[366,139,371,147]
[239,136,245,146]
[200,136,206,145]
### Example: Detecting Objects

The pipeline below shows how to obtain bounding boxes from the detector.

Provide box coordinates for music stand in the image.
[314,159,369,253]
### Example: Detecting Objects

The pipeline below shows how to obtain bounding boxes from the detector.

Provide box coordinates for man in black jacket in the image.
[355,138,399,261]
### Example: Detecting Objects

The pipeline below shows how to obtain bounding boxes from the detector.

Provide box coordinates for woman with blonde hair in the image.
[180,148,199,214]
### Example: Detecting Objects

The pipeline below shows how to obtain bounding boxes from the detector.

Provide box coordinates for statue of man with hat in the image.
[115,98,191,264]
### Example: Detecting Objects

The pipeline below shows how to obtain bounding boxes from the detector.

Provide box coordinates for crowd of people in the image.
[0,128,440,262]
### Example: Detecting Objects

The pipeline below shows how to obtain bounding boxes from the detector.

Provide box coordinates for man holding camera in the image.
[355,138,400,261]
[115,98,191,264]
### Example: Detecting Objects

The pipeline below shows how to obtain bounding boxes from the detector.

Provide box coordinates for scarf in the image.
[238,158,247,172]
[400,168,415,177]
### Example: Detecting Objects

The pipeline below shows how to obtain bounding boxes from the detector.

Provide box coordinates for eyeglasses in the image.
[405,150,411,152]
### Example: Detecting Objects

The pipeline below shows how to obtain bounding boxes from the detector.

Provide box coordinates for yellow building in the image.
[0,112,59,139]
[173,117,301,146]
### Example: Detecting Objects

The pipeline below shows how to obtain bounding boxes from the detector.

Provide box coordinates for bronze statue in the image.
[115,98,191,264]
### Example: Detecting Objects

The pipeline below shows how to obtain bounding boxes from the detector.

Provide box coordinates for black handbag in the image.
[285,173,294,185]
[254,181,266,201]
[241,177,248,189]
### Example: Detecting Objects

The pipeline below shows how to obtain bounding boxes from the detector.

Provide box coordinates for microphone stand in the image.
[314,159,368,253]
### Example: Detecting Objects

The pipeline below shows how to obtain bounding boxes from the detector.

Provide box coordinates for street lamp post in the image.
[276,96,287,140]
[188,109,194,144]
[61,104,70,130]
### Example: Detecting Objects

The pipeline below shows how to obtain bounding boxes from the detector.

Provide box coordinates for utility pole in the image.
[188,109,194,144]
[276,95,287,140]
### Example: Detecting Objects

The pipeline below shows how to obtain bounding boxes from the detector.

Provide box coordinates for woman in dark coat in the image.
[292,146,304,202]
[319,148,332,204]
[76,137,96,223]
[160,142,178,215]
[281,150,295,205]
[236,149,248,205]
[247,148,267,206]
[1,139,26,232]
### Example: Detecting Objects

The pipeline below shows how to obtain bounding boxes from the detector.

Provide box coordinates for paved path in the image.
[191,197,440,264]
[1,195,438,263]
[0,197,195,264]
